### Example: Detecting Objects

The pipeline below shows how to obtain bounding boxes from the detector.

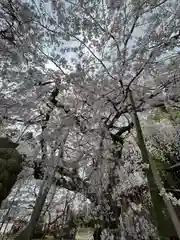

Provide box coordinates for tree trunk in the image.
[93,228,102,240]
[147,162,178,239]
[14,176,52,240]
[129,90,180,239]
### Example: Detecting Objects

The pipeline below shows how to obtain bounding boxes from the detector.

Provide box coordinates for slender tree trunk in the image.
[128,90,180,239]
[93,228,102,240]
[147,167,177,239]
[14,175,53,240]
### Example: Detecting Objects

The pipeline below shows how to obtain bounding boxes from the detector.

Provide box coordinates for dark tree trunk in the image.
[93,228,102,240]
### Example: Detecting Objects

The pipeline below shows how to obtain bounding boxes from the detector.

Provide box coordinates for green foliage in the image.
[152,108,180,124]
[152,110,169,123]
[169,110,180,122]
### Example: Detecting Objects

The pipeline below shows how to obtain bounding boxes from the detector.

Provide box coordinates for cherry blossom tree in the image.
[1,0,180,239]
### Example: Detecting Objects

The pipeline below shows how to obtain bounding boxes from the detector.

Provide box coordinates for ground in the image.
[0,228,94,240]
[76,227,94,240]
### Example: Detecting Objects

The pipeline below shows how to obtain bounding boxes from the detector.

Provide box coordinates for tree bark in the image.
[14,178,51,240]
[129,90,180,239]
